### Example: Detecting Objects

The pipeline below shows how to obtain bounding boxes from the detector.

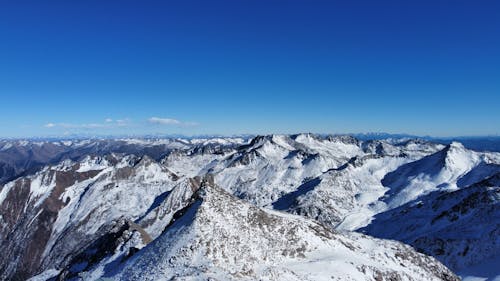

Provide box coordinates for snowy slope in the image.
[381,142,500,207]
[274,155,410,230]
[91,178,458,281]
[210,134,440,211]
[0,154,182,280]
[362,173,500,280]
[202,135,444,231]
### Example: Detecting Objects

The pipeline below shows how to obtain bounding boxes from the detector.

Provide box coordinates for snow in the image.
[28,169,57,208]
[116,137,246,148]
[210,135,365,207]
[0,181,15,207]
[61,140,73,146]
[0,142,12,151]
[188,137,246,146]
[383,143,485,208]
[362,183,500,278]
[1,135,498,280]
[294,133,364,159]
[96,183,457,281]
[163,151,227,178]
[76,156,110,172]
[42,155,179,261]
[271,134,296,150]
[27,269,60,281]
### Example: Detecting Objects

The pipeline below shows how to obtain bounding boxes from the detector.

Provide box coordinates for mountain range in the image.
[0,134,498,280]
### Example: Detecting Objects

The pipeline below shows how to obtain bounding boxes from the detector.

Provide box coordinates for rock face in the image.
[0,135,498,280]
[0,154,181,280]
[0,164,103,281]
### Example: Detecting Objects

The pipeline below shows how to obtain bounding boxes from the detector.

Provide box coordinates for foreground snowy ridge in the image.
[84,176,459,281]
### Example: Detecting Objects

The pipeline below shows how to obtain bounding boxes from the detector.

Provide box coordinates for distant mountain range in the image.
[0,134,498,280]
[3,132,499,151]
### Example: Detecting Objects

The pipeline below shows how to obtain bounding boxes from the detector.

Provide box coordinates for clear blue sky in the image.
[0,0,499,137]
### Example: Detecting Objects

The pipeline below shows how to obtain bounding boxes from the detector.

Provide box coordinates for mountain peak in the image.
[449,141,465,150]
[104,181,458,281]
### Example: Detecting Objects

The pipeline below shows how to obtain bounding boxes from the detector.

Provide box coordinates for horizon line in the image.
[1,132,500,141]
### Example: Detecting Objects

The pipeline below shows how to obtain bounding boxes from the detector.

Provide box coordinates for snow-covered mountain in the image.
[0,138,245,185]
[361,177,500,278]
[209,135,445,230]
[0,135,498,280]
[87,177,457,281]
[0,154,179,280]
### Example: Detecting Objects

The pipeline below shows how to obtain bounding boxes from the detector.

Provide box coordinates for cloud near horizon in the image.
[148,117,198,127]
[44,118,130,129]
[43,117,198,130]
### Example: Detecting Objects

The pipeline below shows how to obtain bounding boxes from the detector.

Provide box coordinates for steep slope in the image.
[272,155,407,230]
[381,142,500,207]
[90,178,458,281]
[0,154,181,280]
[362,173,500,280]
[41,176,206,281]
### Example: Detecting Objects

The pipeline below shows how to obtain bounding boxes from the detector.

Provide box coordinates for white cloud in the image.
[148,117,198,127]
[43,117,198,132]
[81,123,107,129]
[43,118,131,129]
[148,117,181,125]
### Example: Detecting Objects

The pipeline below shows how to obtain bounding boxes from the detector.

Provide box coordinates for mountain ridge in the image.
[0,134,498,280]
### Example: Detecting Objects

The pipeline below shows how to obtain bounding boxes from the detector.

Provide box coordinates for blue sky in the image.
[0,0,499,137]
